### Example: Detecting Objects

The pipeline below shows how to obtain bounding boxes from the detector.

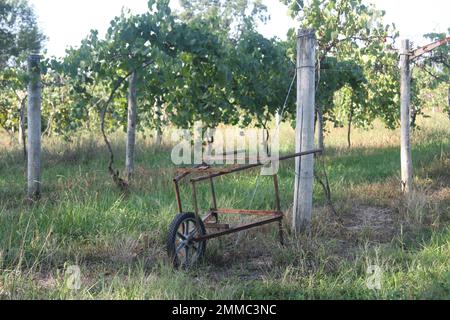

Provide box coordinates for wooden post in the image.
[125,71,137,182]
[400,40,413,194]
[293,29,316,233]
[27,54,42,199]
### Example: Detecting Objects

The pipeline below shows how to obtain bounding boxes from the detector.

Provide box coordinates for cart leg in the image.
[173,180,183,214]
[191,181,203,231]
[209,177,219,223]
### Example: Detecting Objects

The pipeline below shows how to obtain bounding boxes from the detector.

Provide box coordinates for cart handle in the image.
[190,149,323,183]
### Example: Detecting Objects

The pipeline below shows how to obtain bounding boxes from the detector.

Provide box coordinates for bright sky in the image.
[28,0,450,58]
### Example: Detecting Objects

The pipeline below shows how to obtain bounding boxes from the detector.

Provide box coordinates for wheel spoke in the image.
[186,220,192,237]
[184,246,190,266]
[177,232,186,240]
[181,222,187,235]
[176,242,186,255]
[189,227,199,238]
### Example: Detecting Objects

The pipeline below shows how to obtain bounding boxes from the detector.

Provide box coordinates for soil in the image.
[342,205,397,242]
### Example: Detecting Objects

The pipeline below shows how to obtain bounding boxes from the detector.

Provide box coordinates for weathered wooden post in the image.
[293,29,317,233]
[27,54,42,199]
[400,40,413,194]
[125,71,137,182]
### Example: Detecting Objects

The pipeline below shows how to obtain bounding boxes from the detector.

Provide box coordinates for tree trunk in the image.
[19,97,27,160]
[293,29,316,234]
[347,103,354,149]
[42,102,54,138]
[125,71,137,182]
[262,126,270,157]
[154,103,163,147]
[27,54,42,200]
[18,102,24,145]
[275,112,281,127]
[205,127,215,162]
[155,127,163,147]
[86,108,91,131]
[447,87,450,121]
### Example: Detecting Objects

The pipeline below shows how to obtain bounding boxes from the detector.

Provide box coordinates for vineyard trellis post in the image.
[293,29,317,233]
[400,39,413,194]
[27,54,42,199]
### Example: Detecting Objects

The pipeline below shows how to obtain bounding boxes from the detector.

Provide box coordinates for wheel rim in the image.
[174,218,203,267]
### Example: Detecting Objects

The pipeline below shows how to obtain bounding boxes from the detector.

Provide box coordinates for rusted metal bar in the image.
[203,211,215,223]
[210,178,218,210]
[191,181,202,229]
[173,180,183,213]
[209,177,219,222]
[177,165,242,175]
[205,223,230,230]
[277,149,323,162]
[173,172,190,183]
[174,163,212,181]
[194,214,283,242]
[215,208,281,216]
[191,149,323,183]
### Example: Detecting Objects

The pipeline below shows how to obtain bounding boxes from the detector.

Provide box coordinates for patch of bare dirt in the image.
[342,205,397,242]
[429,187,450,204]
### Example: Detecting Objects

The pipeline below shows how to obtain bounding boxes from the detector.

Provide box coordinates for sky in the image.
[28,0,450,58]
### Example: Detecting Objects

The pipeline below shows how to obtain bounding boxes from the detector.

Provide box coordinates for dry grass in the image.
[0,112,449,299]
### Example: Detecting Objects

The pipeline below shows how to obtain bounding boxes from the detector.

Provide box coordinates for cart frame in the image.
[172,149,323,246]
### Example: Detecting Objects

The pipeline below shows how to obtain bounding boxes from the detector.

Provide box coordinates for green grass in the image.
[0,112,449,300]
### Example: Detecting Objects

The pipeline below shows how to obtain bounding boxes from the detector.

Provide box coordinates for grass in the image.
[0,112,449,300]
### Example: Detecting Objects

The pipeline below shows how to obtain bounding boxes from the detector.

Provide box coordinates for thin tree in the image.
[125,71,138,182]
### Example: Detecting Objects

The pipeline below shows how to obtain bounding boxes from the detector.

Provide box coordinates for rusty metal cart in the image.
[167,149,322,268]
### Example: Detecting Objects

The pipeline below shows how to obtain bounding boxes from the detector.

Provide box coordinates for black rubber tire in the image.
[167,213,207,268]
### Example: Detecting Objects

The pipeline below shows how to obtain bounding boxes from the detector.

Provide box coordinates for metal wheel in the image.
[167,213,207,268]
